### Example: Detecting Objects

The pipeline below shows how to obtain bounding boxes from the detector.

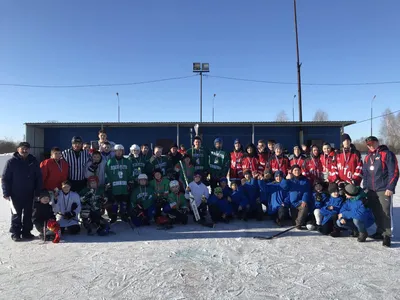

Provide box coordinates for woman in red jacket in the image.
[302,145,323,186]
[229,139,244,185]
[268,143,290,176]
[40,147,69,191]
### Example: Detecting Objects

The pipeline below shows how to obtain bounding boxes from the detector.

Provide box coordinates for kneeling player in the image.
[165,180,188,224]
[130,174,155,226]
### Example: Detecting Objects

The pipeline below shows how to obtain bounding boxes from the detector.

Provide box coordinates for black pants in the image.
[34,220,49,234]
[10,199,34,235]
[248,203,264,221]
[167,209,188,224]
[274,206,289,221]
[319,214,338,235]
[70,179,87,193]
[61,224,81,235]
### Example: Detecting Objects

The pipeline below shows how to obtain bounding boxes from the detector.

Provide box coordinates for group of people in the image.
[1,129,398,247]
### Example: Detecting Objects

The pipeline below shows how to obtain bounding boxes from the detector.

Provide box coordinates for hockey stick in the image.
[253,226,296,240]
[43,221,46,243]
[179,160,201,221]
[9,198,17,215]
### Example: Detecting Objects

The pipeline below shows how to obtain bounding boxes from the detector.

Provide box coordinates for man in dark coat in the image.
[2,142,42,241]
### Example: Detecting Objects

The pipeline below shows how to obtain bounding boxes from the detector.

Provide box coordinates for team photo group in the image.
[1,129,399,247]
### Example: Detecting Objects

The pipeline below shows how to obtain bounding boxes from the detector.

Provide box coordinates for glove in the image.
[315,193,322,202]
[88,164,98,173]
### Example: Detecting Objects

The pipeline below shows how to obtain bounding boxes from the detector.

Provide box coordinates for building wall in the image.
[35,124,342,156]
[25,126,44,159]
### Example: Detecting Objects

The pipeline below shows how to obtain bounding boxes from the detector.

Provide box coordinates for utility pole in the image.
[116,92,120,122]
[212,93,216,122]
[294,0,303,123]
[371,95,376,136]
[193,63,209,122]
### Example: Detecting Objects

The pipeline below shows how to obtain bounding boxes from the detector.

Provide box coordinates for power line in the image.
[206,74,400,86]
[350,109,400,126]
[0,75,197,88]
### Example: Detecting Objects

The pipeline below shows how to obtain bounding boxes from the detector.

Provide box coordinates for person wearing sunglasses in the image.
[362,136,399,247]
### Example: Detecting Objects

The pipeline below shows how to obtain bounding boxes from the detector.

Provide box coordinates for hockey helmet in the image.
[138,174,148,181]
[169,180,180,188]
[114,144,125,151]
[130,144,140,152]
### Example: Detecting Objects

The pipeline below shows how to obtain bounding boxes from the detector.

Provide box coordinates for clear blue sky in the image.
[1,0,399,141]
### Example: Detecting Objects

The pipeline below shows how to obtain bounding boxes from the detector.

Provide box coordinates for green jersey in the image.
[167,191,187,209]
[176,163,195,188]
[79,187,106,212]
[105,157,132,195]
[149,155,171,176]
[128,155,152,181]
[209,148,230,178]
[187,147,209,172]
[131,185,154,210]
[149,178,170,200]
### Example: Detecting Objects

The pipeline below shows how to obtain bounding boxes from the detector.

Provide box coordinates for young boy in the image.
[149,168,170,217]
[219,178,232,197]
[334,184,375,242]
[241,170,262,221]
[185,171,209,221]
[264,171,290,226]
[165,180,188,224]
[32,190,56,239]
[149,146,171,177]
[105,144,132,223]
[100,141,115,162]
[129,144,151,183]
[207,187,233,223]
[312,182,329,228]
[54,181,81,234]
[85,150,107,186]
[130,174,155,226]
[318,182,343,235]
[80,176,110,235]
[230,182,249,221]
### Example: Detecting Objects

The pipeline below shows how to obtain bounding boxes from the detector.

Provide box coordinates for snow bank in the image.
[0,153,12,176]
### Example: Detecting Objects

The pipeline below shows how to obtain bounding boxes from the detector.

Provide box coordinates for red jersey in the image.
[242,155,260,174]
[320,152,336,182]
[289,154,306,168]
[329,148,363,185]
[268,155,290,176]
[302,156,324,185]
[40,158,69,191]
[257,151,270,173]
[229,151,244,181]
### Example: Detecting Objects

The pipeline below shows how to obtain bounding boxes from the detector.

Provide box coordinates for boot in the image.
[383,236,391,247]
[330,227,341,238]
[357,232,368,242]
[370,232,384,240]
[351,230,359,238]
[22,232,35,240]
[11,234,22,242]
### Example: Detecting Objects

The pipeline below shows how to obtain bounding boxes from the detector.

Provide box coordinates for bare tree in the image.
[276,110,289,122]
[380,108,400,152]
[313,110,329,121]
[0,139,19,154]
[352,137,369,153]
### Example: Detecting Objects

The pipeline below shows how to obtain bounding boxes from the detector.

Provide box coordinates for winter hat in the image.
[170,143,178,149]
[87,176,99,183]
[314,182,323,193]
[220,177,228,183]
[39,190,50,199]
[234,138,240,145]
[274,171,284,178]
[344,184,360,197]
[328,182,339,194]
[342,133,352,142]
[291,164,301,172]
[214,187,223,195]
[214,137,223,145]
[18,142,31,148]
[274,143,283,151]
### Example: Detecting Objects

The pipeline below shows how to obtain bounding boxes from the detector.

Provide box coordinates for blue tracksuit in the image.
[208,195,233,216]
[310,192,329,212]
[320,196,343,225]
[230,188,249,212]
[242,179,260,210]
[285,176,311,208]
[222,186,233,198]
[339,193,374,228]
[263,179,290,215]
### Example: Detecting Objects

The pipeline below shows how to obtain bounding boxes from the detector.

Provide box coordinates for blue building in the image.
[25,121,355,159]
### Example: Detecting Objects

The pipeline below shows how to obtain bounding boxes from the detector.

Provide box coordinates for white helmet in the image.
[114,144,124,151]
[169,180,180,188]
[130,144,140,152]
[138,174,148,181]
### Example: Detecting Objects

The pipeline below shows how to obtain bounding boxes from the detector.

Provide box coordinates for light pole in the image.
[371,95,376,136]
[212,93,216,122]
[294,0,303,123]
[292,94,297,121]
[193,63,210,122]
[116,92,120,122]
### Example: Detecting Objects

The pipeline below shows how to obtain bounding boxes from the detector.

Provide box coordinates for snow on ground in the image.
[0,186,400,300]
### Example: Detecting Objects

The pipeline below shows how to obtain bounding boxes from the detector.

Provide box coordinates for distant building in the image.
[25,121,355,159]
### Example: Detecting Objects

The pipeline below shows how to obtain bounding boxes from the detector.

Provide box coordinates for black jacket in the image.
[32,201,55,224]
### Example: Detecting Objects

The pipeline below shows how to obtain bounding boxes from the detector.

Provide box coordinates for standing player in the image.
[229,139,244,185]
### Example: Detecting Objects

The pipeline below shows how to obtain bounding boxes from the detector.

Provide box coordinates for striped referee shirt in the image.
[62,149,90,181]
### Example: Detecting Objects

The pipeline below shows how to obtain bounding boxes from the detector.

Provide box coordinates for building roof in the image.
[25,121,356,128]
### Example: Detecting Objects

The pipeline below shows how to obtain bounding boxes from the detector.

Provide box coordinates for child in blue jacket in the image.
[241,170,262,220]
[219,178,232,198]
[334,184,375,242]
[318,183,343,235]
[207,187,233,223]
[230,182,249,220]
[312,182,329,227]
